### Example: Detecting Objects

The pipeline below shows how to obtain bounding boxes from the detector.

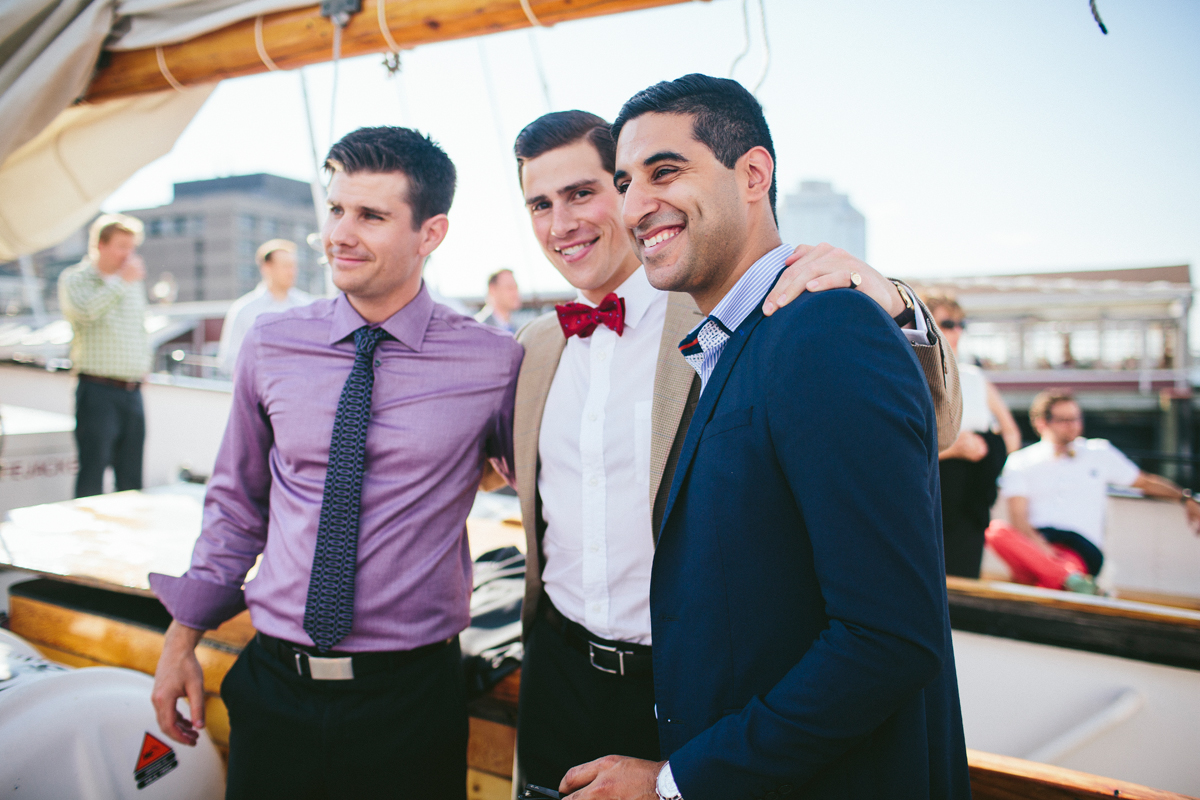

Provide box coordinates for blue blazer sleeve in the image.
[669,289,949,795]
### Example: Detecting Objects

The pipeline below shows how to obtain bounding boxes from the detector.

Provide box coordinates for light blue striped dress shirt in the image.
[684,243,793,394]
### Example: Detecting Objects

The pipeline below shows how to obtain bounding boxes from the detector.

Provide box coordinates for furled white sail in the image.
[0,84,214,261]
[107,0,310,51]
[0,0,296,259]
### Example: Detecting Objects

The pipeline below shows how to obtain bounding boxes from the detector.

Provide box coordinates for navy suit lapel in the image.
[658,298,771,539]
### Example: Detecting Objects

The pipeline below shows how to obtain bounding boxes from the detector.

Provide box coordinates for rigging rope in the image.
[728,0,751,80]
[378,0,403,52]
[155,46,185,91]
[751,0,771,95]
[527,31,553,111]
[519,0,545,28]
[1089,0,1108,34]
[254,15,281,71]
[330,17,345,147]
[728,0,772,96]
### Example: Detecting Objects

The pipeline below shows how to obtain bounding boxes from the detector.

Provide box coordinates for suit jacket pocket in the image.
[700,406,753,441]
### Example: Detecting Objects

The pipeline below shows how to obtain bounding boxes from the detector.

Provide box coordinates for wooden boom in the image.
[85,0,697,103]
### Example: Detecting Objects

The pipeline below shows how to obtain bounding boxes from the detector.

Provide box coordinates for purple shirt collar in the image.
[327,282,435,352]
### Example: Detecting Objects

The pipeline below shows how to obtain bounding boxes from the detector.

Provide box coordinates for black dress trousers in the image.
[516,611,660,792]
[939,429,1007,578]
[73,379,144,497]
[221,636,468,800]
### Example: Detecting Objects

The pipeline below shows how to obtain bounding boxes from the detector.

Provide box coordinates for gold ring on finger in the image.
[849,271,862,289]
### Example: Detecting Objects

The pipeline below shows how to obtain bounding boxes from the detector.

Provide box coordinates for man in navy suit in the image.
[559,74,971,800]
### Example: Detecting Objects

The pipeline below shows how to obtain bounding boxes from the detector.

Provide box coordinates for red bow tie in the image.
[555,293,626,339]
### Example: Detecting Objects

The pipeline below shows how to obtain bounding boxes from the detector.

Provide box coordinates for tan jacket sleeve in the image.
[900,283,962,452]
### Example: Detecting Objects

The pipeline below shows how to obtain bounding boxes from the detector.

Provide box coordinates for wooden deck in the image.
[0,489,529,799]
[4,492,1197,798]
[6,579,522,799]
[8,576,1198,800]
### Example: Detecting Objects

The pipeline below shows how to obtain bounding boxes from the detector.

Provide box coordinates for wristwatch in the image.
[890,280,917,328]
[656,763,683,800]
[1181,489,1195,505]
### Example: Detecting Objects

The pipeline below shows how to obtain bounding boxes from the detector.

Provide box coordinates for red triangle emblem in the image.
[135,732,174,772]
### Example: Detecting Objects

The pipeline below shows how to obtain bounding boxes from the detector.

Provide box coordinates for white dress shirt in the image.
[218,284,313,373]
[999,437,1141,547]
[538,267,666,645]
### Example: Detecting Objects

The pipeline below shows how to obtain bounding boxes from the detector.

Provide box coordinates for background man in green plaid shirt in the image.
[58,214,151,497]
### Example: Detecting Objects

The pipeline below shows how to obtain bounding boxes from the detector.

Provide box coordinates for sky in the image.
[101,0,1200,299]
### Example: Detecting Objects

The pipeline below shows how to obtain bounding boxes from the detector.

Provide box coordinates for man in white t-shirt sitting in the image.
[217,239,314,374]
[990,388,1200,593]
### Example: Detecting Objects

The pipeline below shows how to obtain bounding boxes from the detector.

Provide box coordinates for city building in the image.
[127,173,325,302]
[0,173,326,312]
[777,180,866,261]
[0,173,327,378]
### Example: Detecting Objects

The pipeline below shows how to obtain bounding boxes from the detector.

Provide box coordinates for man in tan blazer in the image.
[506,110,961,793]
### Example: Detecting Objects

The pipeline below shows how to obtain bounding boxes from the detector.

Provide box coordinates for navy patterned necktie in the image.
[303,325,390,652]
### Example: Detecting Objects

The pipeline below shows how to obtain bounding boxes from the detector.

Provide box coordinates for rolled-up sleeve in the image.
[149,325,274,630]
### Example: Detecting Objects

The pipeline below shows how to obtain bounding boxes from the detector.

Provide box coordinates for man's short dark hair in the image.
[1030,388,1078,426]
[612,74,777,217]
[324,126,456,229]
[487,268,514,288]
[513,110,616,187]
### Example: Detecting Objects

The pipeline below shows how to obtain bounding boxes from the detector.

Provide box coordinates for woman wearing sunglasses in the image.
[925,294,1022,577]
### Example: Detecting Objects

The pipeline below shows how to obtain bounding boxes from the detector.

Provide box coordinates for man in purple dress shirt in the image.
[148,127,522,799]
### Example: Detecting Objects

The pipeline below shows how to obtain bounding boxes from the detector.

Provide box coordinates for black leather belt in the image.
[79,373,141,391]
[541,597,653,677]
[256,632,450,681]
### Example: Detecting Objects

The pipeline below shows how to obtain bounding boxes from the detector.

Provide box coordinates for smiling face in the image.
[322,170,448,320]
[614,112,750,310]
[521,139,641,303]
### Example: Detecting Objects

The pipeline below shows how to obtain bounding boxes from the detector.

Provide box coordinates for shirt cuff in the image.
[148,572,247,631]
[656,762,682,799]
[899,286,932,346]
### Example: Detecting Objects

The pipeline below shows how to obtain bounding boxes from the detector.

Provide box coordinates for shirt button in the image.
[591,603,602,613]
[589,477,599,487]
[597,351,607,362]
[374,359,381,367]
[588,412,598,422]
[589,544,600,553]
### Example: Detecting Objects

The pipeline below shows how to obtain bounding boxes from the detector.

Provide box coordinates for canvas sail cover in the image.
[0,1,115,172]
[0,84,213,261]
[106,0,310,51]
[0,0,306,259]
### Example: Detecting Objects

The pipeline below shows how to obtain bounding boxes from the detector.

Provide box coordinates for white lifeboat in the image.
[0,629,224,799]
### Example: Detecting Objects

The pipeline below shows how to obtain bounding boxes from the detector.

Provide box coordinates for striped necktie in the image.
[302,325,390,652]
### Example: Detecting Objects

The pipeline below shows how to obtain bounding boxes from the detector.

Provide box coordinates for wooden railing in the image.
[968,749,1196,800]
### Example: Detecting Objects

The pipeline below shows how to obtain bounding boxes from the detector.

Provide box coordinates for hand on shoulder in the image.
[762,243,905,319]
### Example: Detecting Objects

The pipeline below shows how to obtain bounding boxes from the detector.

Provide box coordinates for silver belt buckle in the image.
[588,641,626,676]
[295,650,355,680]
